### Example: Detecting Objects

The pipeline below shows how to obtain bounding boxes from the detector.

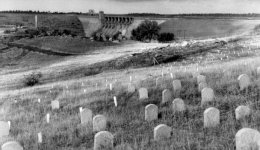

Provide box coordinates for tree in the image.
[131,20,160,42]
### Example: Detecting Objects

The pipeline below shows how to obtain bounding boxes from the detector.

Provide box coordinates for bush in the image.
[24,72,42,86]
[131,20,160,42]
[158,33,175,42]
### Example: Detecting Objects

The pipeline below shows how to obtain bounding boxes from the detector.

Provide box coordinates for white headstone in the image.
[172,80,181,97]
[0,121,9,137]
[46,113,50,123]
[197,75,206,85]
[51,100,60,110]
[145,104,158,122]
[113,96,118,107]
[94,131,114,150]
[201,88,214,105]
[38,132,42,143]
[138,88,148,100]
[93,115,107,132]
[80,108,93,125]
[235,105,251,120]
[162,89,172,104]
[172,98,186,112]
[1,141,23,150]
[236,128,260,150]
[154,124,172,141]
[238,74,250,90]
[127,83,135,93]
[198,82,207,92]
[204,107,220,128]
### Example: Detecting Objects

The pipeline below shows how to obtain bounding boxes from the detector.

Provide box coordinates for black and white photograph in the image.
[0,0,260,149]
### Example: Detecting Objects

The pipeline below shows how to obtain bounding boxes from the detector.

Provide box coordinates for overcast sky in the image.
[1,0,260,14]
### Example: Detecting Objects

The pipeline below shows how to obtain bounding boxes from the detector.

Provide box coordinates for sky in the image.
[1,0,260,14]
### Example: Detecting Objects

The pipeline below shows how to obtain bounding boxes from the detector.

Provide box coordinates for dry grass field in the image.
[0,31,260,149]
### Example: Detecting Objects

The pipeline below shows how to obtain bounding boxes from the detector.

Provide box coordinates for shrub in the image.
[24,72,42,86]
[158,33,175,42]
[131,20,160,42]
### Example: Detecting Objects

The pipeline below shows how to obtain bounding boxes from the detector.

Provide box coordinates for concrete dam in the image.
[78,11,137,40]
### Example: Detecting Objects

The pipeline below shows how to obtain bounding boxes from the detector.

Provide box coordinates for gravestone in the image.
[172,80,181,97]
[154,124,172,141]
[198,82,207,92]
[197,75,206,85]
[172,98,186,112]
[145,104,158,122]
[235,128,260,150]
[94,131,114,150]
[235,105,251,120]
[0,121,9,137]
[1,141,23,150]
[93,115,107,132]
[162,89,172,104]
[127,83,135,93]
[201,88,214,105]
[238,74,250,90]
[204,107,220,127]
[80,108,93,125]
[51,100,60,110]
[139,88,148,100]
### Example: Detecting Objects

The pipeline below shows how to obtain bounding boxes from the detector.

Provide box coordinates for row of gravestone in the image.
[1,69,258,149]
[93,127,260,150]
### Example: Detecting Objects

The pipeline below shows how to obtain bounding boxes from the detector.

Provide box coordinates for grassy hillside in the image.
[0,35,259,149]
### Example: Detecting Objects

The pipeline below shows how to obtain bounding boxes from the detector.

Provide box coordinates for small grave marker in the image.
[145,104,158,122]
[51,100,60,110]
[1,141,23,150]
[236,128,260,150]
[154,124,172,141]
[94,131,114,150]
[172,98,186,112]
[201,88,214,105]
[0,121,9,137]
[238,74,251,90]
[235,105,251,120]
[38,132,42,143]
[172,80,181,97]
[80,108,92,125]
[204,107,220,128]
[162,89,172,104]
[139,88,148,100]
[93,115,107,132]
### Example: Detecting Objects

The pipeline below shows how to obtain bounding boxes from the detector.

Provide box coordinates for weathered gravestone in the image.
[172,80,181,97]
[235,105,251,120]
[145,104,158,122]
[204,107,220,128]
[197,75,206,85]
[198,82,207,92]
[1,141,23,150]
[80,108,93,125]
[93,115,107,132]
[127,83,135,93]
[172,98,186,112]
[94,131,114,150]
[201,88,214,105]
[154,124,172,141]
[138,88,148,100]
[51,100,60,110]
[0,121,9,137]
[235,128,260,150]
[162,89,172,104]
[238,74,251,90]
